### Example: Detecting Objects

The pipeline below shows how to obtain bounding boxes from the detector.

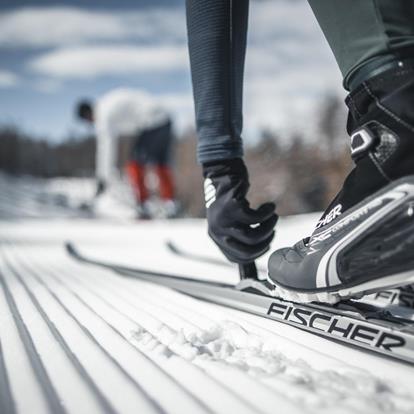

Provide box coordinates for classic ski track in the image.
[0,268,68,414]
[1,246,163,414]
[3,170,414,414]
[62,245,414,411]
[40,254,365,414]
[0,339,16,414]
[0,271,52,414]
[3,251,167,414]
[45,258,293,414]
[5,243,366,412]
[74,261,414,370]
[25,243,414,412]
[33,245,304,414]
[5,242,281,414]
[50,261,304,414]
[1,253,120,414]
[67,243,414,362]
[12,250,219,414]
[60,259,364,369]
[36,272,219,414]
[3,233,414,413]
[3,244,217,414]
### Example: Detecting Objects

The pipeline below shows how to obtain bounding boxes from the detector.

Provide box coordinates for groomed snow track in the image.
[1,172,414,413]
[3,235,329,414]
[1,239,220,414]
[1,227,414,414]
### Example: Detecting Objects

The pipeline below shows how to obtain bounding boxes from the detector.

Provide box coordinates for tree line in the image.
[0,126,95,177]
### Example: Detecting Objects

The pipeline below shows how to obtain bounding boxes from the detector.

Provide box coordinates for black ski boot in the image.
[268,64,414,304]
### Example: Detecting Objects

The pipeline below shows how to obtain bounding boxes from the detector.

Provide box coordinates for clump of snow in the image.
[130,320,414,413]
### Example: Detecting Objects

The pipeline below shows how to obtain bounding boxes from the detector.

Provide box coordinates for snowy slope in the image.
[1,175,414,414]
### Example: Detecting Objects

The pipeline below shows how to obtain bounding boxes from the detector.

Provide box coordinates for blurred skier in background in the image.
[186,1,414,303]
[77,89,178,219]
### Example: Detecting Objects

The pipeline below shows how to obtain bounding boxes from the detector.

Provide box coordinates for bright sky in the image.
[0,0,343,143]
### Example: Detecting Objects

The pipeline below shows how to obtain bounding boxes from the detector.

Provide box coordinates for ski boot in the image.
[268,63,414,304]
[161,199,181,219]
[136,200,152,220]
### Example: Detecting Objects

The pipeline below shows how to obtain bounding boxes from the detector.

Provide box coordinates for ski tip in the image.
[65,241,77,256]
[165,240,180,254]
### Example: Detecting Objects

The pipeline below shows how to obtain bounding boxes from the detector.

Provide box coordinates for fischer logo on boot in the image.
[315,204,342,230]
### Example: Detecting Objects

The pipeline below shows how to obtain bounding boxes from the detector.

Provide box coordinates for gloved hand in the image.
[203,158,278,264]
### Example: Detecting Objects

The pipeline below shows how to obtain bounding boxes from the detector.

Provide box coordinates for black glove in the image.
[203,158,278,264]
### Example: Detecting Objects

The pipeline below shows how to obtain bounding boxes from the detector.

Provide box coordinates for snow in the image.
[1,174,414,414]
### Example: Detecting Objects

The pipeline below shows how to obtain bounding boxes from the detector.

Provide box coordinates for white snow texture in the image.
[0,173,413,414]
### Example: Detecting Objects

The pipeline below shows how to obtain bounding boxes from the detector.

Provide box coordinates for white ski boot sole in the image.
[267,269,414,304]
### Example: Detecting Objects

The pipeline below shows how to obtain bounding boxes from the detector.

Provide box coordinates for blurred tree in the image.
[0,126,95,177]
[318,94,348,156]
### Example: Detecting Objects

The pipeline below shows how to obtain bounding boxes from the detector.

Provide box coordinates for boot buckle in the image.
[350,126,377,160]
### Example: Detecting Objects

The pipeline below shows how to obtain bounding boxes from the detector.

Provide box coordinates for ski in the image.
[367,287,414,309]
[166,240,236,269]
[166,240,414,310]
[66,241,414,365]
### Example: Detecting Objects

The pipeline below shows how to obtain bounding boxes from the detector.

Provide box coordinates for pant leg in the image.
[125,161,149,203]
[155,165,175,200]
[154,120,174,166]
[308,0,414,90]
[186,0,249,163]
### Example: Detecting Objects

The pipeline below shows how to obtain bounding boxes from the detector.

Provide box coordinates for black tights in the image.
[186,0,414,163]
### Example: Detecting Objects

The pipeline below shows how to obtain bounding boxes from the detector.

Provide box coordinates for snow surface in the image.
[1,174,414,414]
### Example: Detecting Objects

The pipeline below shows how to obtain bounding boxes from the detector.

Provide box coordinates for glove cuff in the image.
[202,157,247,179]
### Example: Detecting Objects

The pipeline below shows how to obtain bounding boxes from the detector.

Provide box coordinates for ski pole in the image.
[238,261,258,280]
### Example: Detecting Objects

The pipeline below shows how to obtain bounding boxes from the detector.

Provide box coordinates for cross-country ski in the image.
[66,241,414,366]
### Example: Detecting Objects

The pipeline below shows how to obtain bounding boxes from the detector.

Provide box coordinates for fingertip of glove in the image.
[256,202,278,221]
[257,202,276,214]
